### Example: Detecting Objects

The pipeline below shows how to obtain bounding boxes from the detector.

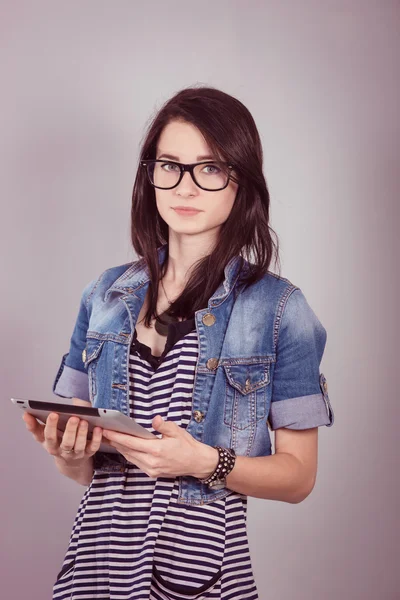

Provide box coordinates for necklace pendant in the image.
[154,310,177,337]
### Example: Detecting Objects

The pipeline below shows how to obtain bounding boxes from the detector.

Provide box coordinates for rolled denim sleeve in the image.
[268,288,334,430]
[52,272,128,473]
[52,276,99,401]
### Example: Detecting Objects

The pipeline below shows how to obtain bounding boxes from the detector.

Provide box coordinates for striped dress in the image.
[52,318,259,600]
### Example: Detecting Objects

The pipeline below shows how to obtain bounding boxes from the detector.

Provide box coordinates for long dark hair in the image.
[130,84,281,327]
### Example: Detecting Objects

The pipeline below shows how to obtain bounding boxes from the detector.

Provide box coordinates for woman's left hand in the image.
[101,415,218,479]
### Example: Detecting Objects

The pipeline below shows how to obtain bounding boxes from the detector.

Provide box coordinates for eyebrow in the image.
[157,152,216,162]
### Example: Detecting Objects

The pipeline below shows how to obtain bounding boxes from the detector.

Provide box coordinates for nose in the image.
[175,169,198,196]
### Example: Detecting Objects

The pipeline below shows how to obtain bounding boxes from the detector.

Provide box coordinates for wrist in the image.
[198,446,236,489]
[54,455,91,469]
[192,444,219,479]
[54,455,94,486]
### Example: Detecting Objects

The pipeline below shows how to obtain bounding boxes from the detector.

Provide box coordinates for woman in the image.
[24,85,334,599]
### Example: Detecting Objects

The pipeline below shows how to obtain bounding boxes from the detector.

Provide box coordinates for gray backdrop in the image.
[1,1,399,598]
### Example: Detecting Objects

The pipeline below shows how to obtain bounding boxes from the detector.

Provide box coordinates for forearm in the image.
[225,452,313,503]
[54,456,94,487]
[194,443,313,503]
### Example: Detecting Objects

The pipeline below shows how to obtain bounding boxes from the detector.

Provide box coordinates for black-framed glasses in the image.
[140,159,235,191]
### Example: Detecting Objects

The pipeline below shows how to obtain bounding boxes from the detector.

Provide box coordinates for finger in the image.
[112,448,155,477]
[85,427,104,456]
[23,412,36,426]
[73,419,90,454]
[102,438,133,452]
[58,416,81,453]
[44,413,64,454]
[102,430,158,453]
[23,412,45,444]
[110,443,148,463]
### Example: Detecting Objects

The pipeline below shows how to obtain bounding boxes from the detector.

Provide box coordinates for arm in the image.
[50,275,104,485]
[52,277,99,401]
[219,288,333,503]
[223,427,318,503]
[99,416,317,503]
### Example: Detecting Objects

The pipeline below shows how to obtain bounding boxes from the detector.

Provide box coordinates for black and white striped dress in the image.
[53,319,259,600]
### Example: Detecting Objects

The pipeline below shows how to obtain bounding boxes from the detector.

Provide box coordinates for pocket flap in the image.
[223,362,270,395]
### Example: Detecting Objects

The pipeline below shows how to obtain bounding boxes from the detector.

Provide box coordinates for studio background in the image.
[1,1,398,599]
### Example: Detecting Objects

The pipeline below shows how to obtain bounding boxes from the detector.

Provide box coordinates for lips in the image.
[172,207,202,213]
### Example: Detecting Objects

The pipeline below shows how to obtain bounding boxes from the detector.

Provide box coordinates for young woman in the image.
[24,85,334,600]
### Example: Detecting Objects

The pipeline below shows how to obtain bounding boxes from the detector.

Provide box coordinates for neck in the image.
[162,230,218,287]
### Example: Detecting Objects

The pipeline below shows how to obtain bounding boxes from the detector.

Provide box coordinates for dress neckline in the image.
[132,317,196,370]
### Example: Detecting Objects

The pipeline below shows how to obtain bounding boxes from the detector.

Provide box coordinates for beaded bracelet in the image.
[198,446,236,486]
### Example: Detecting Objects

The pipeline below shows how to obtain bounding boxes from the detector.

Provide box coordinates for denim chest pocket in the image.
[83,337,106,402]
[223,362,271,430]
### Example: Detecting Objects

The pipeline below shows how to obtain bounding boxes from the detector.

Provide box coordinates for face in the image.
[153,119,239,242]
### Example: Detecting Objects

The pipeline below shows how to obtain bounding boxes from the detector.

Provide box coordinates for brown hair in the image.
[130,84,281,327]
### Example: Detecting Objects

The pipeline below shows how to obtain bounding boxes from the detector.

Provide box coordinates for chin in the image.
[167,224,206,235]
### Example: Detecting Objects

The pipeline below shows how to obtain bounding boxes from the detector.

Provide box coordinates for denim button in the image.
[206,358,219,370]
[202,313,216,326]
[193,410,205,423]
[82,348,87,363]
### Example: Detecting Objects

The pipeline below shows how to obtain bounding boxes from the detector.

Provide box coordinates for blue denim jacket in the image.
[53,244,334,505]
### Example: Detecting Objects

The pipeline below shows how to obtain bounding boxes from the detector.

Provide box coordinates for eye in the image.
[161,162,180,172]
[202,164,221,175]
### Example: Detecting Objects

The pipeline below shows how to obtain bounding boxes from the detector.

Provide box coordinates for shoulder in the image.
[80,257,142,307]
[239,259,300,304]
[239,261,325,341]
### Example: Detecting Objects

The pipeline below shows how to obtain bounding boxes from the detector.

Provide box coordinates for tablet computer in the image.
[12,397,157,454]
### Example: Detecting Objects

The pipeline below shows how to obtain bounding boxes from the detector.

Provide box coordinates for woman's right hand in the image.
[22,404,103,468]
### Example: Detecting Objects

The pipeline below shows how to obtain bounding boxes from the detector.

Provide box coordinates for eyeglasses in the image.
[140,159,235,191]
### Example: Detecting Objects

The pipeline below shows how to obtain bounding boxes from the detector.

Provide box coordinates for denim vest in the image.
[53,244,334,505]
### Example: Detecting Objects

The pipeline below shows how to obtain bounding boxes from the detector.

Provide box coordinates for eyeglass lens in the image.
[147,161,229,190]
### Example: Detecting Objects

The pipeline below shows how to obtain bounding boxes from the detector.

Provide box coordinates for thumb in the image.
[152,415,177,436]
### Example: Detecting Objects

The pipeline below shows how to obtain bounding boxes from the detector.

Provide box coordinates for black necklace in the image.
[154,309,179,336]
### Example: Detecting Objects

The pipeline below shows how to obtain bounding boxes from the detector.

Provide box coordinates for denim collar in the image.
[104,244,245,307]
